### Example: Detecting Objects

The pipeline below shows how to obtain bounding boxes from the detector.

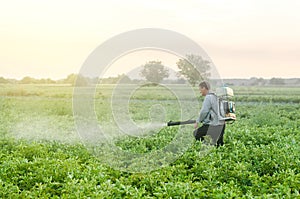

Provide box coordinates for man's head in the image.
[199,81,210,96]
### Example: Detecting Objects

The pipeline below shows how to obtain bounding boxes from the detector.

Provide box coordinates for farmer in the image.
[194,81,225,146]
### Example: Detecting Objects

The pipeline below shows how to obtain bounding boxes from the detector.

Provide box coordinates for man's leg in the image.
[216,124,226,147]
[194,124,209,141]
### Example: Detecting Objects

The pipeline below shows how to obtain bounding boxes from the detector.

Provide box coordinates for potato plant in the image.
[0,84,299,198]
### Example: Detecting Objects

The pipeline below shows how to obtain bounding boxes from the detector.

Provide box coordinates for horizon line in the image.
[1,75,299,81]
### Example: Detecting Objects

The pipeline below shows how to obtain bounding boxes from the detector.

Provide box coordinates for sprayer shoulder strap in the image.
[207,93,218,114]
[207,93,223,119]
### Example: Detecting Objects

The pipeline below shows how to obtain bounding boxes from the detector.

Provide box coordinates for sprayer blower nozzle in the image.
[167,120,196,126]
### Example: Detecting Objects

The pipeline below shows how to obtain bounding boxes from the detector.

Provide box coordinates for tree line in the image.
[0,54,297,86]
[0,54,210,86]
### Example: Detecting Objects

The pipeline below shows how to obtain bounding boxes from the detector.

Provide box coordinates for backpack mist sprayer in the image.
[167,87,236,126]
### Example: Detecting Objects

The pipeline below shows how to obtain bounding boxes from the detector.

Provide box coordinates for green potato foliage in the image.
[0,84,299,198]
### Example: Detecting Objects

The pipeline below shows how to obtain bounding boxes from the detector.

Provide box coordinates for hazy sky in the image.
[1,0,299,79]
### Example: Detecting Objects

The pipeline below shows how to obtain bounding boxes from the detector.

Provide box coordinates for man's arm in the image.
[196,96,211,123]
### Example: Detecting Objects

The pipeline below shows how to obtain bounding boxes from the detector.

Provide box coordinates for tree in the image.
[64,74,77,85]
[0,77,9,84]
[140,61,169,84]
[118,74,132,84]
[269,78,285,85]
[257,77,266,86]
[176,54,211,86]
[37,78,56,84]
[65,73,88,86]
[20,76,37,84]
[249,77,266,86]
[100,74,131,84]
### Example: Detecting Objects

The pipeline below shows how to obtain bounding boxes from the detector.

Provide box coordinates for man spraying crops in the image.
[194,81,226,146]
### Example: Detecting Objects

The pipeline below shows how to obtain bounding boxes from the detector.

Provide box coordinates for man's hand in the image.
[194,122,198,129]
